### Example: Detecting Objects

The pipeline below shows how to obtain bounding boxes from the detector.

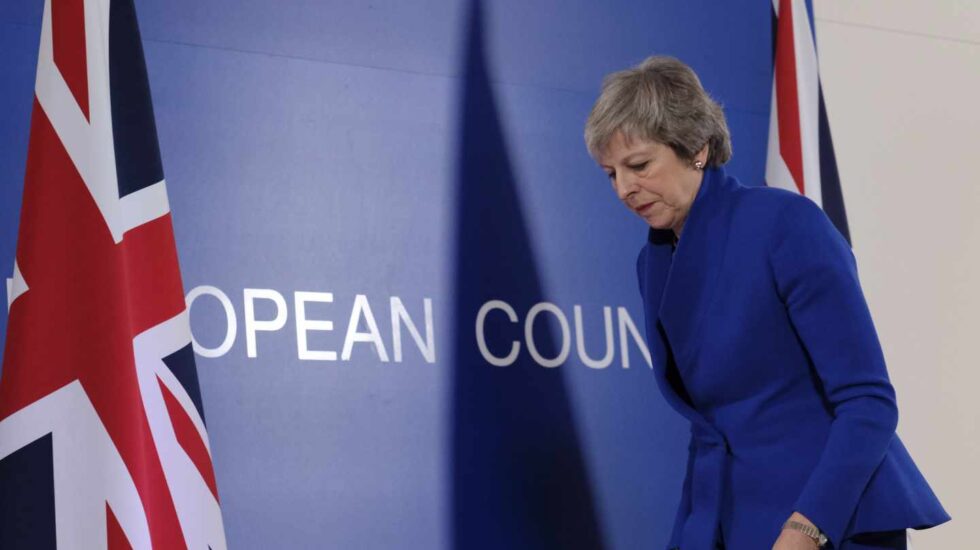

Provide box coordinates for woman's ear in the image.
[696,144,709,166]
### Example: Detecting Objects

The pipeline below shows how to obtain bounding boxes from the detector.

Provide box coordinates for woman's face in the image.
[598,131,706,235]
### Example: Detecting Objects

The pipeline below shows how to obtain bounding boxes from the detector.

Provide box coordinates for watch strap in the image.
[783,519,828,547]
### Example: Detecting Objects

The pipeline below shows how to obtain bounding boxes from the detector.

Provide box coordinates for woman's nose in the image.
[615,173,636,202]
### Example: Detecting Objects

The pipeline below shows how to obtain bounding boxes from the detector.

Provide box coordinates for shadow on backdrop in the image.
[450,1,607,549]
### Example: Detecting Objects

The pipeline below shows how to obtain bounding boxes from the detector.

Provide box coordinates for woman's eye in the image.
[628,161,649,171]
[605,171,615,181]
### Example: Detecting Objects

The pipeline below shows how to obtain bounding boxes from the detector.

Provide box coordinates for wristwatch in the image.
[783,520,828,547]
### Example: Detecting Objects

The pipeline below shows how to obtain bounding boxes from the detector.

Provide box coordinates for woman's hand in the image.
[771,512,819,550]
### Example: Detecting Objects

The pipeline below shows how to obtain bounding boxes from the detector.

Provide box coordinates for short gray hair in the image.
[584,55,732,167]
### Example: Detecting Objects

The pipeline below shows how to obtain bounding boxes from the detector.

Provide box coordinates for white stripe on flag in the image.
[121,180,172,234]
[790,0,823,207]
[766,79,799,193]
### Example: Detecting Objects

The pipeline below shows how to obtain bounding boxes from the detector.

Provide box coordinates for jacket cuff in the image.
[792,455,881,548]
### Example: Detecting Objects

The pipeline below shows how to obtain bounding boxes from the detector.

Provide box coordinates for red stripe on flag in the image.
[107,504,133,550]
[775,0,805,194]
[158,376,220,501]
[121,214,188,337]
[52,0,90,120]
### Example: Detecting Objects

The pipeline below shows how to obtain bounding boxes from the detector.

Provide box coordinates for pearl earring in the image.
[694,160,704,170]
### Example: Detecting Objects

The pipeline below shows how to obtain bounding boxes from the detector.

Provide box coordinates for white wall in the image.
[815,2,980,548]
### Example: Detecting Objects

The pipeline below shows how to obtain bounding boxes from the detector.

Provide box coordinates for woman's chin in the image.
[643,216,673,231]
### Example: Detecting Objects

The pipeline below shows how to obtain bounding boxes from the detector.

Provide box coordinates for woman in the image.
[584,56,949,550]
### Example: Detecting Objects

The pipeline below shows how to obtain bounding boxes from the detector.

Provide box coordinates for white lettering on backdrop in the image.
[181,285,652,369]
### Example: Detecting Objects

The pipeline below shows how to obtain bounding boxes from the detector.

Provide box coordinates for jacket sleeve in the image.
[667,430,695,550]
[768,197,898,547]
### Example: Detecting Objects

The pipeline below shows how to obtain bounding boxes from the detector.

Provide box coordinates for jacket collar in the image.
[641,166,738,412]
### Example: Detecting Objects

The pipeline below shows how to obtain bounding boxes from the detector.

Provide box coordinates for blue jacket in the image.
[636,167,949,550]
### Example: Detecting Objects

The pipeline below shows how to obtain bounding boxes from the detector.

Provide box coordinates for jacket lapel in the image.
[658,167,735,370]
[640,237,702,423]
[640,167,736,420]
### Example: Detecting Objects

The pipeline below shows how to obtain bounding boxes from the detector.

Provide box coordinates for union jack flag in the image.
[766,0,851,243]
[0,0,226,548]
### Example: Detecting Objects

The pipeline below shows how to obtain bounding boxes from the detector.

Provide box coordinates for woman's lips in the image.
[635,202,654,214]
